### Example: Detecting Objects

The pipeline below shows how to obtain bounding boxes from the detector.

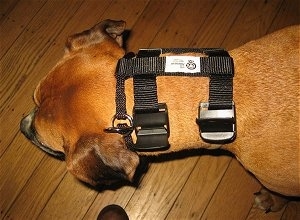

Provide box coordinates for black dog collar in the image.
[105,48,236,151]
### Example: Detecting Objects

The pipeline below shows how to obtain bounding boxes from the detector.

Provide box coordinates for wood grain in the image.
[125,157,199,220]
[166,154,232,219]
[0,0,19,23]
[201,159,261,219]
[191,0,246,48]
[223,0,283,49]
[0,0,83,111]
[0,0,84,155]
[0,0,47,59]
[0,137,44,218]
[1,0,299,219]
[281,201,300,220]
[150,0,217,48]
[4,157,66,219]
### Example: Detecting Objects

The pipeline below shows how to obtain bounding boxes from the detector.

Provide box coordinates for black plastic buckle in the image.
[197,102,236,144]
[133,103,170,151]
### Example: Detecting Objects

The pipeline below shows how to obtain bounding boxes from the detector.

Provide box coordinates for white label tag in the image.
[165,56,200,73]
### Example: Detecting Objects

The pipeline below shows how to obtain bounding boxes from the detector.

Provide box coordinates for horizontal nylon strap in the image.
[138,48,230,57]
[117,57,165,77]
[117,56,234,78]
[161,48,225,55]
[138,48,227,54]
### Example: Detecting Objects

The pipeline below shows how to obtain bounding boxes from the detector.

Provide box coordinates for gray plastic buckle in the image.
[197,102,236,143]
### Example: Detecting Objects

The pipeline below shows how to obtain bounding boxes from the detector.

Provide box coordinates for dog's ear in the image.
[66,133,139,186]
[65,19,126,52]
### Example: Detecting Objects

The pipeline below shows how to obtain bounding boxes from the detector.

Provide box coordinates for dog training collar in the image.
[104,48,236,151]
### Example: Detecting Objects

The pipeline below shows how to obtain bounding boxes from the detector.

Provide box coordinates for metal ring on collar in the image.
[104,114,133,136]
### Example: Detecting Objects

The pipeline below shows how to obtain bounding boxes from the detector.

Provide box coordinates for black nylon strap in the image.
[111,48,234,150]
[115,51,234,117]
[133,51,160,113]
[115,60,129,119]
[118,57,165,76]
[133,75,159,113]
[161,48,223,54]
[117,56,233,77]
[209,75,233,109]
[207,54,233,110]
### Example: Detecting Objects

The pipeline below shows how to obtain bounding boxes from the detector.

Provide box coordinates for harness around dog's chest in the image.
[104,48,236,151]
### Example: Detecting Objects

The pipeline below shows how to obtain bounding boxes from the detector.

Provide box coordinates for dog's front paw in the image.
[253,188,288,212]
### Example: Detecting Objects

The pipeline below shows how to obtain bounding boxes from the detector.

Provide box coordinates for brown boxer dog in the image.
[20,20,299,212]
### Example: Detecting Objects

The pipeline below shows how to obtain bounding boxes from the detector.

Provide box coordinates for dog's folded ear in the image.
[66,133,139,186]
[65,19,126,52]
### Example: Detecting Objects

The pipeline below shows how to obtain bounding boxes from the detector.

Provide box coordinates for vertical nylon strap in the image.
[133,52,160,113]
[133,76,159,112]
[115,59,129,119]
[207,54,234,110]
[209,76,233,109]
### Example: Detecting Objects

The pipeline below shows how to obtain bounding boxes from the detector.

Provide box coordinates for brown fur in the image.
[21,20,299,211]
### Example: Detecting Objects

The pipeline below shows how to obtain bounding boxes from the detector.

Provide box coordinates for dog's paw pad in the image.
[253,189,273,213]
[253,188,288,212]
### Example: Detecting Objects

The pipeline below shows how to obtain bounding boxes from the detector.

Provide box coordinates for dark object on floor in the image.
[97,204,129,220]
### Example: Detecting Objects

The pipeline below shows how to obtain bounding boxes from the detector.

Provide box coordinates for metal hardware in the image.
[104,114,133,136]
[197,102,236,143]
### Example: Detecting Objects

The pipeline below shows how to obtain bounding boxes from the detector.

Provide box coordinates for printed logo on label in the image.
[165,56,200,73]
[186,60,196,70]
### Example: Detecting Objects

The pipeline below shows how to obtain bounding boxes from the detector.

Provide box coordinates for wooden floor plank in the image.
[0,137,44,219]
[150,0,217,48]
[125,157,199,220]
[37,173,98,220]
[166,154,232,220]
[246,199,300,220]
[0,0,47,59]
[0,0,19,23]
[246,206,285,220]
[83,186,137,220]
[191,0,246,48]
[0,0,83,114]
[0,0,84,155]
[222,0,284,50]
[201,159,261,219]
[267,0,300,33]
[4,157,66,219]
[98,0,150,28]
[126,0,180,52]
[281,201,300,220]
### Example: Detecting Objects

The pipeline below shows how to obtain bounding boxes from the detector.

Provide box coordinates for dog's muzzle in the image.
[20,109,65,160]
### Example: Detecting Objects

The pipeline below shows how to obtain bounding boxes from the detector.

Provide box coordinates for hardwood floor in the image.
[0,0,299,219]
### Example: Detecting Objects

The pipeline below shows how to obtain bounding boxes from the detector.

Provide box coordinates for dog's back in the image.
[226,25,299,196]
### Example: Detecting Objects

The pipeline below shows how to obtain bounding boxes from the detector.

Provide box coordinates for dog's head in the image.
[20,20,140,186]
